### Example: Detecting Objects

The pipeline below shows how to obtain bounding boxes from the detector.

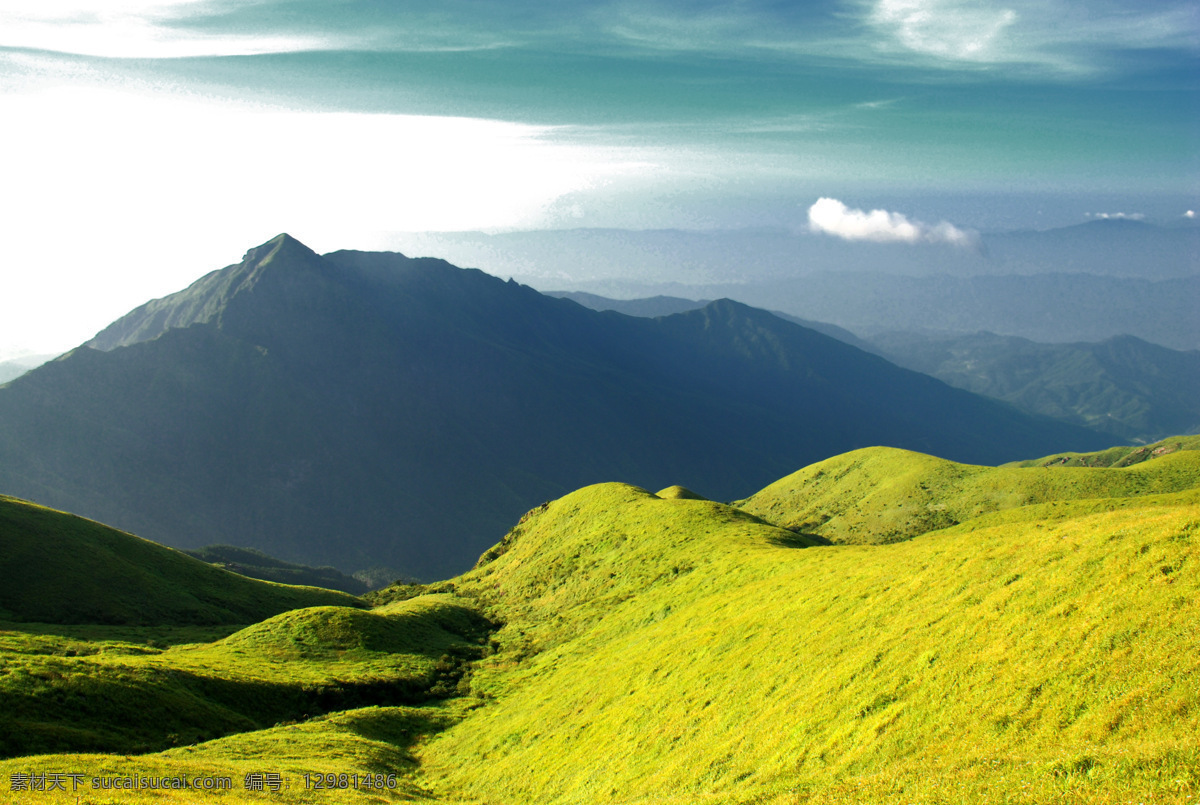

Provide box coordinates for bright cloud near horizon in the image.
[808,198,977,246]
[0,0,1196,355]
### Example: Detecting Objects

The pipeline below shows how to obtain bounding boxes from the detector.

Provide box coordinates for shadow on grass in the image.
[767,530,832,548]
[0,647,483,760]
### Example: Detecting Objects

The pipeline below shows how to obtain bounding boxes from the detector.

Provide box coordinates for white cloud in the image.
[1085,212,1146,220]
[0,85,657,354]
[864,0,1200,75]
[871,0,1019,62]
[1185,210,1196,218]
[807,198,976,246]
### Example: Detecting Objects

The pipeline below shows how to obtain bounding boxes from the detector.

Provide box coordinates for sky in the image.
[0,0,1197,356]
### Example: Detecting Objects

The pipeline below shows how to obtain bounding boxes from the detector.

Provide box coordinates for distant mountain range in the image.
[391,221,1200,350]
[0,235,1112,579]
[0,353,58,385]
[392,219,1200,284]
[550,291,1200,444]
[867,331,1200,444]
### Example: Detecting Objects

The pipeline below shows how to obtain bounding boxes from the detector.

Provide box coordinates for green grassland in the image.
[734,435,1200,544]
[0,495,359,625]
[0,500,491,764]
[1,440,1198,803]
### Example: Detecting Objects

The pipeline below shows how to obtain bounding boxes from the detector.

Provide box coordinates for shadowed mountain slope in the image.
[0,235,1111,579]
[868,331,1200,443]
[544,289,878,351]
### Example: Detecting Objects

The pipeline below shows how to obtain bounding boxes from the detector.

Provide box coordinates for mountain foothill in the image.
[0,436,1196,802]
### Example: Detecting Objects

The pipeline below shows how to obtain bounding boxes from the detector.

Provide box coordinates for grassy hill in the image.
[1,441,1196,803]
[0,587,490,758]
[0,494,359,625]
[734,436,1200,545]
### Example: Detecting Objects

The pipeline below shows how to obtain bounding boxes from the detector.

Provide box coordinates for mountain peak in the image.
[86,233,328,352]
[242,233,320,267]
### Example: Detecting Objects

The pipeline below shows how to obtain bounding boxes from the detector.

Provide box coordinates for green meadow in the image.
[1,438,1197,803]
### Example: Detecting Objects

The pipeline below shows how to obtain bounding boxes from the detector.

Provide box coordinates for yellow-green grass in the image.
[1007,434,1200,468]
[3,444,1199,804]
[735,442,1200,544]
[0,596,492,759]
[413,483,1198,804]
[0,494,360,626]
[0,704,469,805]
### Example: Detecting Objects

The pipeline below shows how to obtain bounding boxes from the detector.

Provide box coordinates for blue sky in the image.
[0,0,1197,354]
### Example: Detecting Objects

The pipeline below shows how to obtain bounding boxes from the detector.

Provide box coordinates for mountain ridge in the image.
[0,235,1114,579]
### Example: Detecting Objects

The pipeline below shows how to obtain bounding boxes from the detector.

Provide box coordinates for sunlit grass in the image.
[418,482,1199,803]
[735,440,1200,544]
[2,441,1198,803]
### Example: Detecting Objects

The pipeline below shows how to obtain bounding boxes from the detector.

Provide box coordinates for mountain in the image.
[388,225,1200,350]
[0,234,1112,579]
[181,545,371,595]
[0,352,57,385]
[413,289,1200,443]
[542,290,713,317]
[545,289,879,351]
[867,331,1200,443]
[0,439,1196,799]
[390,223,1200,349]
[982,218,1200,279]
[535,271,1200,351]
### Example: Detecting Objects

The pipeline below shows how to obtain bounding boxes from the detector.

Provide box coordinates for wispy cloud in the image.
[0,0,338,58]
[862,0,1199,75]
[870,0,1019,62]
[808,197,977,246]
[1085,211,1146,220]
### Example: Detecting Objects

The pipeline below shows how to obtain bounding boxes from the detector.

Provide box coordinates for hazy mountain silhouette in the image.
[868,331,1200,443]
[395,222,1200,349]
[0,235,1113,579]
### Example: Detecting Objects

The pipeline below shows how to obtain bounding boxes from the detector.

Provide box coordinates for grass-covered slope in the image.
[1,444,1197,803]
[1006,434,1200,468]
[414,472,1199,804]
[0,494,359,625]
[735,437,1200,545]
[0,594,492,760]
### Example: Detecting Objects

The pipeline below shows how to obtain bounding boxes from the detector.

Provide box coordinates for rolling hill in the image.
[0,493,358,626]
[1,439,1195,803]
[0,234,1112,579]
[734,435,1200,545]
